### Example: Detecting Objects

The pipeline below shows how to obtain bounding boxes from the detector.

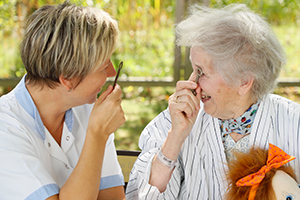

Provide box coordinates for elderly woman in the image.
[126,4,300,199]
[0,2,126,200]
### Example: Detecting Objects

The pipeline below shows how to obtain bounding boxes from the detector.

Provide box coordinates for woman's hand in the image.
[149,80,201,192]
[52,84,125,200]
[168,80,201,145]
[87,84,125,139]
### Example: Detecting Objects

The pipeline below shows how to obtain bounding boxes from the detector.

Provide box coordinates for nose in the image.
[106,60,116,77]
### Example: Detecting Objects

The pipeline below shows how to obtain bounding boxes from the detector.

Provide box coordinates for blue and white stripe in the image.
[126,94,300,199]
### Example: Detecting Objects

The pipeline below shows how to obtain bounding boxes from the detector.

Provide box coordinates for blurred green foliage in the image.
[115,86,174,150]
[1,0,300,79]
[273,25,300,77]
[1,0,300,150]
[0,0,176,78]
[210,0,300,25]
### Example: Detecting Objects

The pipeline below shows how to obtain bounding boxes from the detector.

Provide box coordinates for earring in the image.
[68,88,72,92]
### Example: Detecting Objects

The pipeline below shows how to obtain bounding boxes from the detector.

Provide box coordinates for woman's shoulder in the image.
[0,90,29,126]
[0,89,18,110]
[265,94,300,117]
[267,94,300,107]
[146,108,171,127]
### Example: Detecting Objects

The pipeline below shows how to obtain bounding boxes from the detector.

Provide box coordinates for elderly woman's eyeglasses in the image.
[191,68,203,96]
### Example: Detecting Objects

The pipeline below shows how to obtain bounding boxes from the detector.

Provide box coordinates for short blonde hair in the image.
[20,1,119,88]
[176,4,286,100]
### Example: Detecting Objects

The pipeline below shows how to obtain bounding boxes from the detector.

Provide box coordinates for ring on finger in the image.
[175,95,181,103]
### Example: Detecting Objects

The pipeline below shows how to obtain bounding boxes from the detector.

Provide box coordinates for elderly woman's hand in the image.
[168,80,201,144]
[87,84,125,140]
[149,80,201,192]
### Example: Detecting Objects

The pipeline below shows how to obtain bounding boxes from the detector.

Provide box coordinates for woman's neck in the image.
[26,82,69,145]
[220,94,257,121]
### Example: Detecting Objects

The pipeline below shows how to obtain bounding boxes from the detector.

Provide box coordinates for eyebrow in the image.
[195,64,202,69]
[189,55,205,73]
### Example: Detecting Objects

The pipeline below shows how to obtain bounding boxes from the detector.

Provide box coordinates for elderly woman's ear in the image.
[237,75,254,96]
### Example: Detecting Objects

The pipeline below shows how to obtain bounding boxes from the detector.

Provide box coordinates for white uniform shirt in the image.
[0,76,124,200]
[126,94,300,199]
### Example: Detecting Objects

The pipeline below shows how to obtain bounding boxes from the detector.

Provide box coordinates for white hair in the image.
[176,4,286,100]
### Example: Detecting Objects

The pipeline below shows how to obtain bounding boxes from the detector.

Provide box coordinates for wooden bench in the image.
[117,150,141,190]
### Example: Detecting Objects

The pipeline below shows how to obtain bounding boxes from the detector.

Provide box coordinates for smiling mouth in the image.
[201,95,211,100]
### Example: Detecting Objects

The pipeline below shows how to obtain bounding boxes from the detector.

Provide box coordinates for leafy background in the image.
[0,0,300,150]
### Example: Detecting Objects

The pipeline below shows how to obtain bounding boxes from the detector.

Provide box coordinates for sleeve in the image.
[0,115,59,200]
[125,109,184,200]
[272,95,300,182]
[100,133,125,190]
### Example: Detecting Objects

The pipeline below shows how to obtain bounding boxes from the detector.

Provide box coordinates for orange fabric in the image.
[236,143,295,200]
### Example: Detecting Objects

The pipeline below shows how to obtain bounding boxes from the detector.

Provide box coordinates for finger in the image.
[170,98,195,118]
[177,96,197,117]
[175,80,197,92]
[172,88,194,102]
[111,107,126,125]
[188,71,197,82]
[173,87,201,110]
[105,84,122,103]
[111,84,122,98]
[110,105,126,128]
[97,85,113,103]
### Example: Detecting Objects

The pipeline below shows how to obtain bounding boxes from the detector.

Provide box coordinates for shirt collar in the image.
[219,100,261,137]
[15,75,74,140]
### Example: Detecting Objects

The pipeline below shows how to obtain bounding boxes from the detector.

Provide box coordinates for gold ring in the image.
[175,95,181,103]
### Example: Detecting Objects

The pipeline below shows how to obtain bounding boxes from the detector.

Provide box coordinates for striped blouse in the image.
[125,94,300,199]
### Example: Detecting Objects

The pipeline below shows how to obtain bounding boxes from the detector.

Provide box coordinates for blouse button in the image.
[65,164,70,169]
[66,136,70,141]
[48,142,51,147]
